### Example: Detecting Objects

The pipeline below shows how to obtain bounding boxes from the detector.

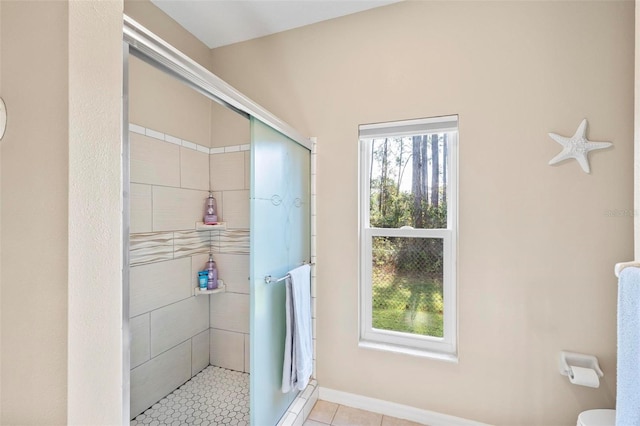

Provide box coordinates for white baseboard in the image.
[318,387,490,426]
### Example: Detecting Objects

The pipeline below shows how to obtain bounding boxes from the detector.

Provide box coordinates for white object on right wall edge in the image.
[548,118,612,173]
[0,98,6,141]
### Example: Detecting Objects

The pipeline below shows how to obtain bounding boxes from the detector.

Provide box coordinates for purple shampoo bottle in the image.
[206,254,218,290]
[204,193,218,225]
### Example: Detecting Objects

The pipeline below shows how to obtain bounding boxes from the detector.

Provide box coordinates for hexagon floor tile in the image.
[132,366,249,426]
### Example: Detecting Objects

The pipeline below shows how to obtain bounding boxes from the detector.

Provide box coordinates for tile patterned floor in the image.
[305,400,425,426]
[131,366,249,426]
[131,368,420,426]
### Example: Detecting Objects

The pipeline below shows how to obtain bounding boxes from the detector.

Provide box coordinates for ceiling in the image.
[151,0,402,49]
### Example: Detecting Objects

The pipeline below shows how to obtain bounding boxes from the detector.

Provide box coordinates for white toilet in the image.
[577,409,616,426]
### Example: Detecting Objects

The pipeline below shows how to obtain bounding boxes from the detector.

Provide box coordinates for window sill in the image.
[358,340,458,363]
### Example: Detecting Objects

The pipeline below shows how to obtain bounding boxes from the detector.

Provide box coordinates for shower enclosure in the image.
[123,16,311,426]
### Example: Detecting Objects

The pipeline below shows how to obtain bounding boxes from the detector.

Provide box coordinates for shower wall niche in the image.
[128,56,251,418]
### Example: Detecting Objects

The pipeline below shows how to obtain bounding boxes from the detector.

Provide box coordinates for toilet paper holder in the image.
[558,350,604,378]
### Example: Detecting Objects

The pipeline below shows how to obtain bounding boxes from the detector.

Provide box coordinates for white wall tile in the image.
[130,340,191,418]
[182,140,197,150]
[152,186,209,232]
[209,328,244,372]
[304,388,319,421]
[210,152,245,191]
[244,333,250,373]
[212,191,223,226]
[164,134,182,146]
[222,190,249,229]
[279,412,298,426]
[129,123,145,135]
[312,297,316,318]
[130,183,152,234]
[191,329,210,376]
[130,132,180,187]
[244,151,250,190]
[130,313,150,369]
[301,383,314,400]
[213,253,249,294]
[180,147,209,191]
[150,295,209,357]
[289,397,305,415]
[209,292,249,333]
[145,128,165,141]
[130,257,191,317]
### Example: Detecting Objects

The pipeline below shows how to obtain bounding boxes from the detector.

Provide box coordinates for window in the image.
[359,115,458,359]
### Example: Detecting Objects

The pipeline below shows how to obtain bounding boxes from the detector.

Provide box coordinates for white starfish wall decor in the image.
[548,119,612,173]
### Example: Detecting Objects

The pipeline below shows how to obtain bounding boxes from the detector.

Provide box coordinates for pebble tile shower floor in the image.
[131,366,249,426]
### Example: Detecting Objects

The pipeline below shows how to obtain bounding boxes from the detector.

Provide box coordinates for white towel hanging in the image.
[615,261,640,277]
[281,264,312,393]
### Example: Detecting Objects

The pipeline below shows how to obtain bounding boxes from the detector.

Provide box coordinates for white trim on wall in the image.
[129,123,250,154]
[310,137,317,379]
[318,388,491,426]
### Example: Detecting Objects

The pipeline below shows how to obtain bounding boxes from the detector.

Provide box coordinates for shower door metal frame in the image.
[122,15,311,151]
[122,13,312,423]
[122,40,131,425]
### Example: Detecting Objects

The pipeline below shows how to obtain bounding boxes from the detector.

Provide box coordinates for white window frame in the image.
[358,115,458,360]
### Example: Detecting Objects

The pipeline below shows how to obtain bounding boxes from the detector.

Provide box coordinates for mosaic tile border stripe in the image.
[174,230,212,259]
[130,232,175,266]
[216,229,250,255]
[131,229,250,266]
[129,123,250,155]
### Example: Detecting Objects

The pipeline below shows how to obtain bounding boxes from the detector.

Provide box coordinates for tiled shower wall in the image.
[209,150,251,374]
[128,55,319,424]
[128,127,212,418]
[128,55,251,419]
[128,127,252,418]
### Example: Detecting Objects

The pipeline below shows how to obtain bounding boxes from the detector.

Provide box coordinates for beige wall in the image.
[209,2,634,425]
[1,1,123,423]
[124,0,211,69]
[210,101,250,148]
[1,2,69,423]
[0,0,3,415]
[67,1,123,423]
[636,0,639,261]
[0,0,249,423]
[129,56,212,147]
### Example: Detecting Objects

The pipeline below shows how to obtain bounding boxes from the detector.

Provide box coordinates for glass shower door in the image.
[249,118,311,426]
